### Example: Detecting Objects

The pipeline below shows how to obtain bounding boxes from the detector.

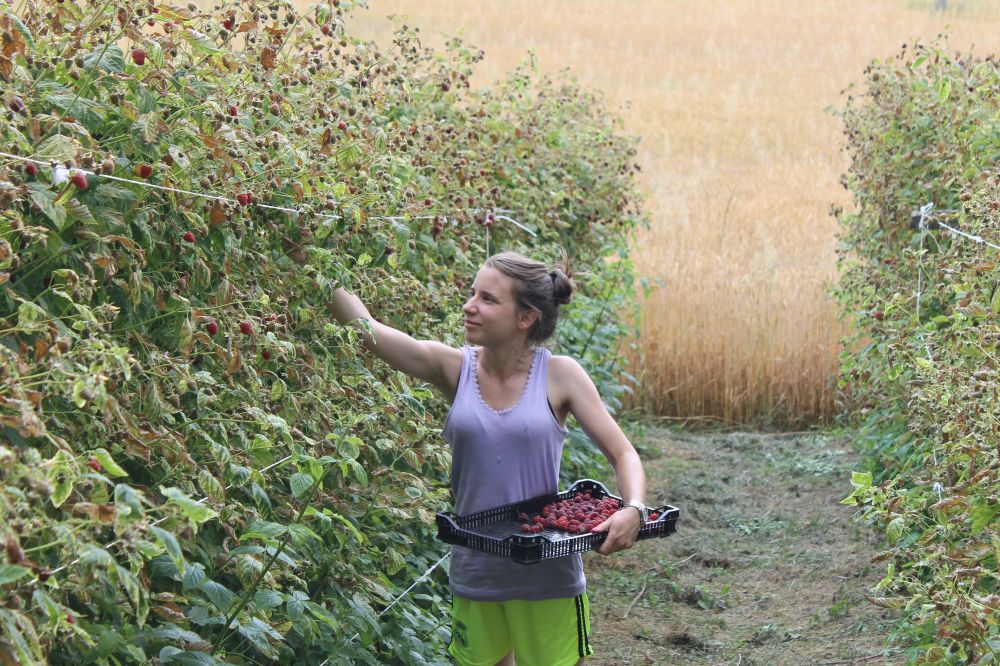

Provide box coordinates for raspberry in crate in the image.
[435,479,680,565]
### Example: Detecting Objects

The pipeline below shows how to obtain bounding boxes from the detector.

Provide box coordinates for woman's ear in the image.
[518,308,539,331]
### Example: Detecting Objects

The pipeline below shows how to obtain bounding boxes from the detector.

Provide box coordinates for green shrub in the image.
[0,1,644,663]
[836,41,1000,664]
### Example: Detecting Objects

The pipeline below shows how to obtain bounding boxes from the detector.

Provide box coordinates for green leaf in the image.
[79,546,115,568]
[92,448,129,477]
[183,28,221,54]
[160,648,219,665]
[33,134,80,162]
[202,580,234,613]
[4,11,34,49]
[254,589,283,610]
[937,76,952,102]
[182,562,206,591]
[336,143,360,168]
[886,516,905,544]
[96,628,127,658]
[0,564,31,586]
[31,589,61,622]
[241,521,287,541]
[329,512,365,544]
[236,618,281,658]
[83,44,125,72]
[161,487,218,524]
[48,449,75,508]
[129,80,159,114]
[151,526,185,572]
[289,472,313,499]
[971,501,999,535]
[16,300,50,334]
[115,483,145,519]
[26,183,67,230]
[197,469,225,503]
[0,608,44,664]
[47,93,106,129]
[850,471,872,489]
[115,565,147,624]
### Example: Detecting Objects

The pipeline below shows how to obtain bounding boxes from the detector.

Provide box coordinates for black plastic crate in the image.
[436,479,680,565]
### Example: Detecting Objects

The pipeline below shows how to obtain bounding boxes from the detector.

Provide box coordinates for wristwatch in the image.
[622,500,648,523]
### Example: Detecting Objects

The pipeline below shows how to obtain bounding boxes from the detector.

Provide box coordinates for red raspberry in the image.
[206,321,219,336]
[87,456,101,472]
[237,192,252,206]
[648,512,660,521]
[182,231,196,243]
[520,524,532,533]
[239,321,253,335]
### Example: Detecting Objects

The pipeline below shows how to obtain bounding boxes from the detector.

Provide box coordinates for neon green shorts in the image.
[448,593,594,666]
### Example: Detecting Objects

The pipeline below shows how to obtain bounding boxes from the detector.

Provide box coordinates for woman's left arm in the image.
[555,357,646,555]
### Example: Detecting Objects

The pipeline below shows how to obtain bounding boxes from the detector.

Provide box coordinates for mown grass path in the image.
[583,427,903,665]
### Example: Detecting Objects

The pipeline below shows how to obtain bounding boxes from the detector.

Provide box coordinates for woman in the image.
[327,251,646,666]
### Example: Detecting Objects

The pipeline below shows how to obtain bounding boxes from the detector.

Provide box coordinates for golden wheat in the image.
[345,0,1000,425]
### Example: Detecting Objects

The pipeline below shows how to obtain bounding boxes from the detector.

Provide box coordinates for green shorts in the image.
[448,593,594,666]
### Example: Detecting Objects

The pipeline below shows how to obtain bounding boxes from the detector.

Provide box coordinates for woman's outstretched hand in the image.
[592,508,642,555]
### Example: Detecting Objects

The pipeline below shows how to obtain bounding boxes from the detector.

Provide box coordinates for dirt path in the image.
[583,427,903,665]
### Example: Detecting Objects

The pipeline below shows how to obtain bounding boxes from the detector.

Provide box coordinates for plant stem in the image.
[213,479,320,651]
[577,260,627,359]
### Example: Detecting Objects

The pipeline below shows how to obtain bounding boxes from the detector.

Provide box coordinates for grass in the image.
[344,0,1000,426]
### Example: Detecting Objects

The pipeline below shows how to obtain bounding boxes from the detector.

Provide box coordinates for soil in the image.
[583,426,904,665]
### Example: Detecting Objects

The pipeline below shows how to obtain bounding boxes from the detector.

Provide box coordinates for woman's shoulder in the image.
[546,353,588,383]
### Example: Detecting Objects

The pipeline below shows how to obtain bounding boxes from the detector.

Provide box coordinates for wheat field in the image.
[345,0,1000,426]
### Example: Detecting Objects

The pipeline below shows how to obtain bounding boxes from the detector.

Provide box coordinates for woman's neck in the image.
[477,343,534,381]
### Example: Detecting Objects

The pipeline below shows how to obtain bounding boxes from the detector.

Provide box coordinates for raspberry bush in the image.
[0,0,645,663]
[835,42,1000,664]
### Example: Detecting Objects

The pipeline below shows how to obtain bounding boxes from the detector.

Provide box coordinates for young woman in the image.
[326,251,646,666]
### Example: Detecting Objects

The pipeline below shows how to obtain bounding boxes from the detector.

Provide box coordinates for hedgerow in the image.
[836,42,1000,664]
[0,0,645,663]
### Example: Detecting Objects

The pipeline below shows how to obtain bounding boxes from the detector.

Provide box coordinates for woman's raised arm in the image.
[327,287,463,398]
[285,240,462,396]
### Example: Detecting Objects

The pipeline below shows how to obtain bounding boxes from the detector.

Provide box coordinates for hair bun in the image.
[550,268,573,306]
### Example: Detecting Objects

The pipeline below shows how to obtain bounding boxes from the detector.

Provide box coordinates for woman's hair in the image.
[484,251,575,343]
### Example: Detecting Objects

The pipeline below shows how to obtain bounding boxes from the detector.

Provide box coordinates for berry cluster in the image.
[517,491,662,535]
[516,491,613,534]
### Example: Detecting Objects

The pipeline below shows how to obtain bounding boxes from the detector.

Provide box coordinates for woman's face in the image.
[462,266,528,345]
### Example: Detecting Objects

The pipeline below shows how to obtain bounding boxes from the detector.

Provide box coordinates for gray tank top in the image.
[442,346,586,601]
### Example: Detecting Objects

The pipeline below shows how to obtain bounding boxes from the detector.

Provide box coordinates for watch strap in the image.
[622,500,648,522]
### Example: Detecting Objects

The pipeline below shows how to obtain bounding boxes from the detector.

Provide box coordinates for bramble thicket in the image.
[836,43,1000,664]
[0,0,645,662]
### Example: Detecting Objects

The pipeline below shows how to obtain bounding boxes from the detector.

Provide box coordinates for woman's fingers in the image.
[594,509,641,555]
